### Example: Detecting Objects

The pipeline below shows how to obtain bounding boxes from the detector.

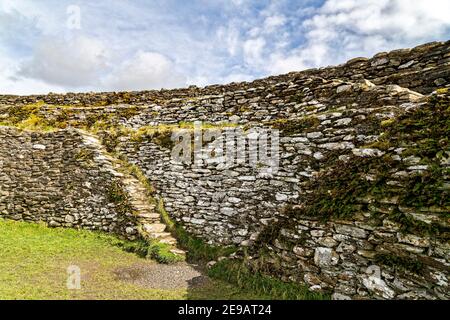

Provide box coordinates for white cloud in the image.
[267,0,450,74]
[104,51,187,91]
[18,35,109,87]
[221,72,255,84]
[263,15,286,33]
[14,34,186,92]
[1,0,449,94]
[243,37,266,66]
[217,24,241,56]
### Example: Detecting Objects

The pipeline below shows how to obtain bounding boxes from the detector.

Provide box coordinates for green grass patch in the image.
[147,242,185,264]
[0,219,269,300]
[0,219,182,299]
[117,238,184,264]
[208,260,329,300]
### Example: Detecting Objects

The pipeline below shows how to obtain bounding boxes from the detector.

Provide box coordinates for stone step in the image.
[170,248,186,256]
[138,212,161,220]
[158,236,178,246]
[79,130,185,259]
[131,203,153,210]
[139,218,161,225]
[150,232,174,239]
[142,223,167,234]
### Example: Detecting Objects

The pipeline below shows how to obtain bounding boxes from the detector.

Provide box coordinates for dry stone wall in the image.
[0,40,449,299]
[0,40,448,109]
[261,212,449,300]
[0,127,139,237]
[109,90,416,244]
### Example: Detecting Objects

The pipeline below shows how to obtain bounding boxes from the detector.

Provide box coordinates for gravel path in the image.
[114,262,210,290]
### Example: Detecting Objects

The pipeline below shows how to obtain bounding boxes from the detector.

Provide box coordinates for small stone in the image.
[307,132,323,139]
[357,250,377,259]
[238,176,256,181]
[352,148,385,158]
[229,115,241,123]
[313,152,324,160]
[48,220,59,228]
[337,84,352,93]
[434,78,446,86]
[332,293,352,300]
[317,237,338,248]
[336,242,356,253]
[125,227,135,234]
[293,246,314,257]
[183,196,195,202]
[314,247,339,267]
[275,193,288,201]
[334,118,352,126]
[310,230,325,237]
[304,273,323,286]
[190,218,206,225]
[227,197,241,204]
[362,275,396,299]
[397,233,430,248]
[398,60,416,69]
[334,224,368,239]
[371,58,389,67]
[32,144,46,150]
[319,142,355,151]
[408,165,428,171]
[64,215,75,223]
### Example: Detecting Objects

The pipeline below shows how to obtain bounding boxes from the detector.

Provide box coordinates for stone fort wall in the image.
[0,40,449,299]
[0,127,139,238]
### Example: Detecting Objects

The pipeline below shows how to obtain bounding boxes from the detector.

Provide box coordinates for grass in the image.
[146,242,185,264]
[0,219,268,300]
[156,201,327,300]
[208,260,330,300]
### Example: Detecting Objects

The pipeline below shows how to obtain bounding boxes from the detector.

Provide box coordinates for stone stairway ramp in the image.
[77,129,184,257]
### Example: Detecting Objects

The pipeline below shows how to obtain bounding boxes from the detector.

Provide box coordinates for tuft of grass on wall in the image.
[147,241,185,264]
[116,238,184,264]
[374,253,424,274]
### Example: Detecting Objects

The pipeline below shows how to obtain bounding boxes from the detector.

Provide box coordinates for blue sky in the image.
[1,0,450,94]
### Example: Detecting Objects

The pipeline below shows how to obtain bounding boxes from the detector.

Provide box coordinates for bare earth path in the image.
[114,262,209,290]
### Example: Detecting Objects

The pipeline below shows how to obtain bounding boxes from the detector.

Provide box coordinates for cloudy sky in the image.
[1,0,450,95]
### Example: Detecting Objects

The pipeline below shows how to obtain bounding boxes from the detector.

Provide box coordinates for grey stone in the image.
[314,247,339,267]
[334,224,368,239]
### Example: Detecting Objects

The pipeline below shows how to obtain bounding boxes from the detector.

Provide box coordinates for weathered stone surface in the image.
[362,275,396,299]
[335,224,368,239]
[314,247,340,267]
[397,233,430,248]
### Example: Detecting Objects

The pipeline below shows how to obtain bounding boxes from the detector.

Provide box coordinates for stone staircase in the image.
[78,130,185,257]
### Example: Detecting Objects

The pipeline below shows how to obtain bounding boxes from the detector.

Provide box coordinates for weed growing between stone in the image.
[208,259,329,300]
[259,90,450,247]
[115,238,184,264]
[157,199,238,262]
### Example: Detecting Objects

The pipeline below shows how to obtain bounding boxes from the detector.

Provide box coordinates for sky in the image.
[1,0,450,95]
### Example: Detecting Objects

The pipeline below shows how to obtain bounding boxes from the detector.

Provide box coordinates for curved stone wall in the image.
[0,40,449,299]
[0,127,139,237]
